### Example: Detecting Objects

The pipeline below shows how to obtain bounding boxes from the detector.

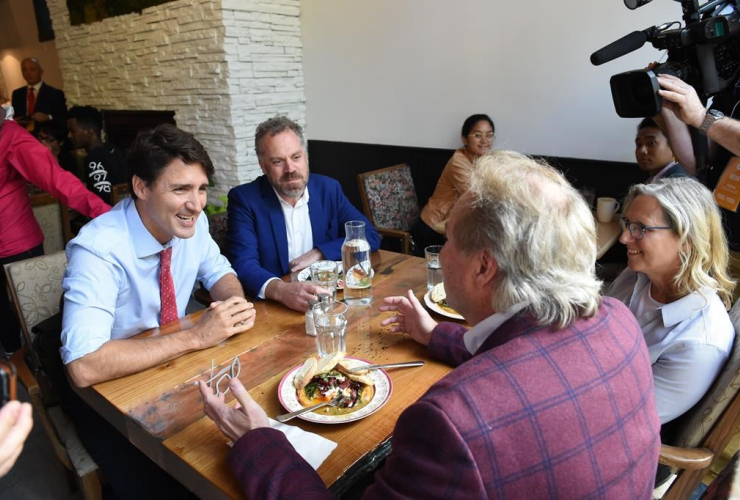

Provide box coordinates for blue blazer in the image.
[12,82,67,122]
[227,174,381,297]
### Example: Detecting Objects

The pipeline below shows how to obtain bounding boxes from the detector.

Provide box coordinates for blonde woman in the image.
[607,177,735,424]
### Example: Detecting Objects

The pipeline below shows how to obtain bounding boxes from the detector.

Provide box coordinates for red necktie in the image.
[159,247,178,324]
[27,87,35,116]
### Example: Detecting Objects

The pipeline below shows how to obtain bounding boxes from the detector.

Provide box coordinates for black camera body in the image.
[600,1,740,118]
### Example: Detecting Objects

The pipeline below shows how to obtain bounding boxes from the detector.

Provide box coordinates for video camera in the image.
[592,0,740,118]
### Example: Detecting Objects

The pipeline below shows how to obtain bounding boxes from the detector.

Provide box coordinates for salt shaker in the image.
[305,298,318,336]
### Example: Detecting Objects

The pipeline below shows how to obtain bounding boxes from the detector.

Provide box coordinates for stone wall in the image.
[46,0,306,199]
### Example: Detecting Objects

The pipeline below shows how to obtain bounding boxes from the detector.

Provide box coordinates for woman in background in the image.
[607,177,734,424]
[412,113,494,253]
[36,120,79,177]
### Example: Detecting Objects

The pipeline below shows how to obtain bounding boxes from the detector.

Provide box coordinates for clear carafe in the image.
[341,220,373,305]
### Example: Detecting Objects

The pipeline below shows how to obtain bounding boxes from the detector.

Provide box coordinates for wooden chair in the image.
[194,211,230,306]
[357,164,419,254]
[111,183,131,205]
[4,252,102,500]
[657,299,740,498]
[31,192,73,251]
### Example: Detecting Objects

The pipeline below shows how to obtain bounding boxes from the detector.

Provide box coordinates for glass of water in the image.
[425,245,444,291]
[312,301,349,356]
[310,260,339,301]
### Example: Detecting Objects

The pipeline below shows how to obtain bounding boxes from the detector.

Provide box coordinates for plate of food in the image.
[424,283,464,320]
[296,261,345,289]
[278,352,392,424]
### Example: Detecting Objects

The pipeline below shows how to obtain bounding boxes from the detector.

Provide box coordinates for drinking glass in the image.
[310,260,339,301]
[425,245,444,291]
[313,301,349,356]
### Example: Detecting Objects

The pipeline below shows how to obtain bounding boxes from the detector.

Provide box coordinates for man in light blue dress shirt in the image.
[62,124,255,388]
[59,124,255,499]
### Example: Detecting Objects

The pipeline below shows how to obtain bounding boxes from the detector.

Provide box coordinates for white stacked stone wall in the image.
[45,0,306,200]
[222,0,306,184]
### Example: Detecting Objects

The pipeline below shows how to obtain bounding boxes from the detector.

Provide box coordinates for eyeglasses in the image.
[469,132,494,140]
[37,135,58,144]
[619,217,674,240]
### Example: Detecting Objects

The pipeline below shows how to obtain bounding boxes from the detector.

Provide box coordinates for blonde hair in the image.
[454,150,602,329]
[624,178,735,308]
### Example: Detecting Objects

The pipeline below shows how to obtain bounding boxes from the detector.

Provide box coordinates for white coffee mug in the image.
[596,197,621,223]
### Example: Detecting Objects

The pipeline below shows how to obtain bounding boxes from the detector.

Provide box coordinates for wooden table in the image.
[596,213,621,259]
[76,250,455,499]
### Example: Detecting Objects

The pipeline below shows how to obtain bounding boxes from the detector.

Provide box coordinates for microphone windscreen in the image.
[590,31,647,66]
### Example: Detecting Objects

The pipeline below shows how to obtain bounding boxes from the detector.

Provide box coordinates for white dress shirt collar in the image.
[463,302,528,354]
[126,199,179,258]
[272,185,313,262]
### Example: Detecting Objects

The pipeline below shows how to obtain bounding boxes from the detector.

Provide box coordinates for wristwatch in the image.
[699,109,725,135]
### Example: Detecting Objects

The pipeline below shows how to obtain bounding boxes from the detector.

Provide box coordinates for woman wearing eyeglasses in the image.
[412,114,495,254]
[607,177,735,424]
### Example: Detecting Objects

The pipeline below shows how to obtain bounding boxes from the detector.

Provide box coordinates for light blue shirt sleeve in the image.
[652,342,729,424]
[61,244,124,364]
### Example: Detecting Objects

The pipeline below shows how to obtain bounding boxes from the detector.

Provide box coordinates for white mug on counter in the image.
[596,197,621,223]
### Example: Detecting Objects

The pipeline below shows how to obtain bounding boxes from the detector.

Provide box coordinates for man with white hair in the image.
[200,151,661,498]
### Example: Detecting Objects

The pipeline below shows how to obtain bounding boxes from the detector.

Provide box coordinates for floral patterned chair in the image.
[656,298,740,499]
[208,211,229,256]
[194,211,230,306]
[4,252,102,500]
[357,164,419,254]
[31,192,72,253]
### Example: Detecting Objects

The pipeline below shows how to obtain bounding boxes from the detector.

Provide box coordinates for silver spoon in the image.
[276,396,342,423]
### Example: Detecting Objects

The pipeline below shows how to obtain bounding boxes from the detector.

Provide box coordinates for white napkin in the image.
[228,419,337,470]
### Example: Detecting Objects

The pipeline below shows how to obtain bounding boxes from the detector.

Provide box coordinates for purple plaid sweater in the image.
[229,297,660,499]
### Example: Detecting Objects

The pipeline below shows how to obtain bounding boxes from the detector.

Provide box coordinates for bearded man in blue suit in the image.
[227,116,380,311]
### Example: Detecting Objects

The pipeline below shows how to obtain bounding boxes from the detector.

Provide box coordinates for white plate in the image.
[278,358,392,424]
[424,289,464,320]
[297,261,345,289]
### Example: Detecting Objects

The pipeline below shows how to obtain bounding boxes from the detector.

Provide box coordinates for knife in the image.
[348,361,425,373]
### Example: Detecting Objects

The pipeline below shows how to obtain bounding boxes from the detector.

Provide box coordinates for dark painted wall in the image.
[307,139,648,212]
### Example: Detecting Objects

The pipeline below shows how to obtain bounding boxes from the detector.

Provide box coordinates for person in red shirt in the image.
[0,106,110,354]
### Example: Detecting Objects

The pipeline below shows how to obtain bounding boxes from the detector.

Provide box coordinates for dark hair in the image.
[35,120,68,143]
[255,115,305,158]
[126,124,214,199]
[461,114,495,137]
[637,117,662,133]
[68,105,103,136]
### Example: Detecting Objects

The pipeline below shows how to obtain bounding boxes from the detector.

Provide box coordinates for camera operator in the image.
[658,74,740,166]
[657,73,740,294]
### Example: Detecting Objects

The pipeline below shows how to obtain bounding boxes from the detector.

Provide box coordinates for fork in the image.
[276,396,342,423]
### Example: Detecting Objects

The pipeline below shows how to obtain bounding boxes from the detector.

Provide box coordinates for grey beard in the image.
[278,186,305,198]
[274,171,309,199]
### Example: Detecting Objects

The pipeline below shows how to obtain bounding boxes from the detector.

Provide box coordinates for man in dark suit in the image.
[200,151,662,499]
[227,116,380,311]
[11,58,67,126]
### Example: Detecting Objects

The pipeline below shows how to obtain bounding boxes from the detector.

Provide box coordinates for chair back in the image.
[111,183,131,205]
[664,299,740,450]
[357,164,419,231]
[3,251,68,350]
[208,211,229,256]
[31,193,72,252]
